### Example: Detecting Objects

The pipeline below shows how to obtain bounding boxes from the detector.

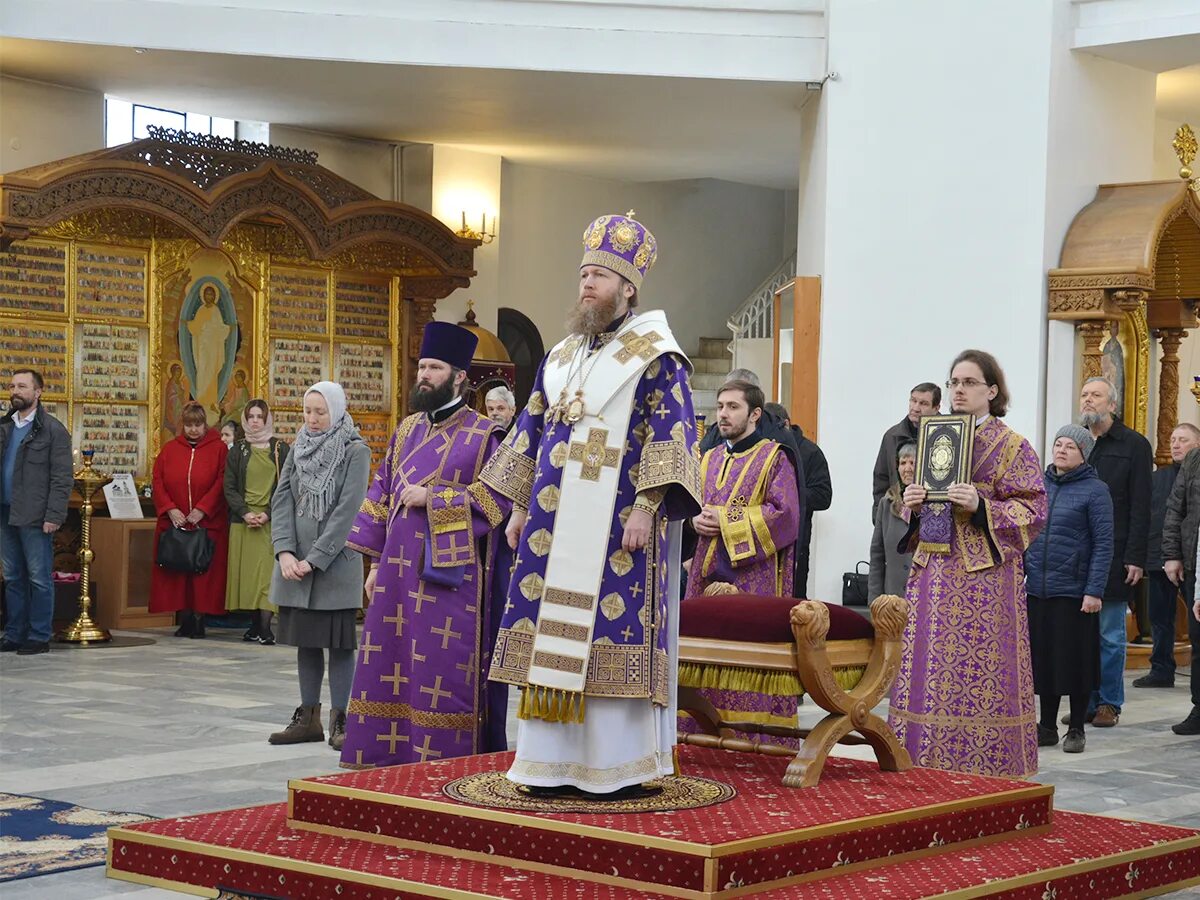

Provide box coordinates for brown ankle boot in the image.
[269,704,324,744]
[328,708,346,751]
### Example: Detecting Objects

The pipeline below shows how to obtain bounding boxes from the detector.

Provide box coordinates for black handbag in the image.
[156,525,215,575]
[842,561,870,607]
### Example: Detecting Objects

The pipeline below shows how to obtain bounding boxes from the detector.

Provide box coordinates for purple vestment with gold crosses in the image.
[685,436,800,599]
[888,416,1047,778]
[340,404,511,770]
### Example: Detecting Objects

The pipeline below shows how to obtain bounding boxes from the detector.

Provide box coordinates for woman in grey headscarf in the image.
[267,382,371,752]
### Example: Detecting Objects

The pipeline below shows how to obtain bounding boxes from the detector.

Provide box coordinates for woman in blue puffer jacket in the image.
[1024,424,1113,755]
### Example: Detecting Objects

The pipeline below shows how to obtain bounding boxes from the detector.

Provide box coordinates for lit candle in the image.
[461,211,467,230]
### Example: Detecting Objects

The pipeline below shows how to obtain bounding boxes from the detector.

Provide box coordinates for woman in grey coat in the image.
[267,381,371,752]
[869,441,917,601]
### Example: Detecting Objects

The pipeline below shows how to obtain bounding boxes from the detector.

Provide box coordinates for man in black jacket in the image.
[1163,445,1200,735]
[871,383,940,522]
[1079,377,1152,728]
[765,403,831,598]
[1135,423,1200,689]
[0,369,73,655]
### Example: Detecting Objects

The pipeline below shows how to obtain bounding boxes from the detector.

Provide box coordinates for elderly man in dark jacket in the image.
[0,369,73,655]
[871,382,940,522]
[1078,377,1152,728]
[1163,445,1200,735]
[1135,424,1200,689]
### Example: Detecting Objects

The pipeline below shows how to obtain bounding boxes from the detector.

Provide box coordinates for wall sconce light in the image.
[456,212,497,244]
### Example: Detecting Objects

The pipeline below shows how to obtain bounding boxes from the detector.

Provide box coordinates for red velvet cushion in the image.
[679,594,875,643]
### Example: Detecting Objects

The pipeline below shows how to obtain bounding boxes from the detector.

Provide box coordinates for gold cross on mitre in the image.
[568,427,621,481]
[625,209,637,218]
[615,330,664,364]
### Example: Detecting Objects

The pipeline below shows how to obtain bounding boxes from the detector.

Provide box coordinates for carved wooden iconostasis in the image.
[0,128,478,482]
[1049,152,1200,466]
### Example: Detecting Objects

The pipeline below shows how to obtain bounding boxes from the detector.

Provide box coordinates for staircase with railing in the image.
[725,252,797,342]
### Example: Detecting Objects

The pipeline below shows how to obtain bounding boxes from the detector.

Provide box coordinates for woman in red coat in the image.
[150,401,229,636]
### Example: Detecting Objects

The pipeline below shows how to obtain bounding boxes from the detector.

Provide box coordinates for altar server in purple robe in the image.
[685,379,801,599]
[891,349,1047,778]
[340,322,511,769]
[482,213,702,796]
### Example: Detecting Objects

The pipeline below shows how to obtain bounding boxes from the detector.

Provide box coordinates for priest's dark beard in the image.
[565,292,621,336]
[409,378,457,412]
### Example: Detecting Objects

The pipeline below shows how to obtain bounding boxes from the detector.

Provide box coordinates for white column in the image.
[806,0,1154,604]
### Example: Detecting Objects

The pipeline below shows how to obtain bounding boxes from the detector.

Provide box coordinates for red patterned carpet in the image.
[106,746,1200,898]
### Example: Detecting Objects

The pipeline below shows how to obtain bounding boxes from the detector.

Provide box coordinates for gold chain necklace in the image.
[548,317,628,425]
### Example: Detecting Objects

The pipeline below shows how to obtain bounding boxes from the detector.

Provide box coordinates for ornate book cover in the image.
[915,414,974,501]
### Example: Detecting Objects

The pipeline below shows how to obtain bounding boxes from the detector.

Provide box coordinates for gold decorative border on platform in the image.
[284,777,1056,859]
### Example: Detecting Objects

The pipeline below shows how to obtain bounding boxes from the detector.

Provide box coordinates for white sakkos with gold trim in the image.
[524,311,684,697]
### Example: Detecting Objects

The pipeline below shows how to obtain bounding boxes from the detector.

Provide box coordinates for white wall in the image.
[498,161,790,358]
[808,0,1160,605]
[432,146,503,330]
[267,125,397,200]
[0,76,104,173]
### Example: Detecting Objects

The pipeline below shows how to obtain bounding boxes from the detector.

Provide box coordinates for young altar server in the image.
[678,379,801,745]
[481,213,702,796]
[339,322,511,769]
[685,380,801,599]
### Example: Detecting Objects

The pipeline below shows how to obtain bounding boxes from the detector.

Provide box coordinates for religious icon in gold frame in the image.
[914,414,974,502]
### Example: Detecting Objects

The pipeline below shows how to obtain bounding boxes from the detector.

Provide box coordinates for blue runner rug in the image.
[0,793,155,882]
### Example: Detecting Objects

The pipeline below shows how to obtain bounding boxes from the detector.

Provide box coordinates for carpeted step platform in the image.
[285,746,1054,896]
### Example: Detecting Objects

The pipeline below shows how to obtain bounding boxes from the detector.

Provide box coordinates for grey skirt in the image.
[276,607,358,650]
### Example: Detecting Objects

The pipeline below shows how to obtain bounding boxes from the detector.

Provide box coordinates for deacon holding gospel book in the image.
[889,349,1047,778]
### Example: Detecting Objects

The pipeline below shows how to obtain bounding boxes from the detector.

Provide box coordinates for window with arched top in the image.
[497,308,545,410]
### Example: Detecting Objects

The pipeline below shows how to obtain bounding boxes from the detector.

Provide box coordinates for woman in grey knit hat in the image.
[1023,424,1114,753]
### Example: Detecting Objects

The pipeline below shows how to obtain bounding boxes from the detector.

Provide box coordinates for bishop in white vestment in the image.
[481,213,701,793]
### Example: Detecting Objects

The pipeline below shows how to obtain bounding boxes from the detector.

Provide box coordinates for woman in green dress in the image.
[224,399,289,644]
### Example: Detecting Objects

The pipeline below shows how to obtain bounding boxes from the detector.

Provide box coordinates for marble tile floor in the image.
[2,627,1198,898]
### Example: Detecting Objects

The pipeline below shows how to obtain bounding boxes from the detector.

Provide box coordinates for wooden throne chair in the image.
[676,588,913,788]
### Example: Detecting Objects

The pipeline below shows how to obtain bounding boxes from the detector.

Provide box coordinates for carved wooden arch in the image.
[1049,180,1200,458]
[0,130,477,300]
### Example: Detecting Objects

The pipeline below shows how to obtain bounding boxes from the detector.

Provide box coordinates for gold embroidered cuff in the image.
[633,487,665,515]
[467,481,506,529]
[747,505,776,560]
[480,440,535,509]
[359,495,389,523]
[638,439,701,505]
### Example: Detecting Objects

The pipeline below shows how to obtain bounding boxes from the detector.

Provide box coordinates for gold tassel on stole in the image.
[516,686,586,724]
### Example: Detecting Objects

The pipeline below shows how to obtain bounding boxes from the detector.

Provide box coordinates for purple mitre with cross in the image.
[580,211,658,288]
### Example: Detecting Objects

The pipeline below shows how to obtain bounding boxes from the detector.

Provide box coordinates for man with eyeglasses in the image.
[1074,377,1152,729]
[872,383,941,522]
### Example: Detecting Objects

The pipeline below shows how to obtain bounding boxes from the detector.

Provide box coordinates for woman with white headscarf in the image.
[267,382,371,752]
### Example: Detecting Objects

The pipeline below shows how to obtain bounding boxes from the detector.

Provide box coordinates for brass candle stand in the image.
[57,449,112,644]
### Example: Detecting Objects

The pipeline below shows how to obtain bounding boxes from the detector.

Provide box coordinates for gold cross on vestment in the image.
[420,675,452,709]
[430,616,463,650]
[414,734,443,762]
[356,690,368,724]
[376,721,409,755]
[568,427,621,482]
[456,650,478,687]
[629,582,643,599]
[380,662,409,695]
[434,487,458,504]
[621,625,634,641]
[383,606,407,638]
[409,582,436,614]
[411,639,427,663]
[359,632,383,665]
[614,330,664,365]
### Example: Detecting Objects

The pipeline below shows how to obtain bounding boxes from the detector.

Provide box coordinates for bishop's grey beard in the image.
[409,378,457,412]
[566,293,621,336]
[1079,411,1107,428]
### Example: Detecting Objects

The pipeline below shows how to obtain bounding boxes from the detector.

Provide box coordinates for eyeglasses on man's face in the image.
[945,378,989,390]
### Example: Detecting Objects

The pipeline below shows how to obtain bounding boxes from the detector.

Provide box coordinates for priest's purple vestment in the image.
[340,404,510,769]
[888,415,1047,778]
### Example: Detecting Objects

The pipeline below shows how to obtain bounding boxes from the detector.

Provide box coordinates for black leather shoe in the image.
[1132,673,1174,688]
[1172,708,1200,736]
[1037,724,1059,747]
[0,639,21,652]
[16,641,49,655]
